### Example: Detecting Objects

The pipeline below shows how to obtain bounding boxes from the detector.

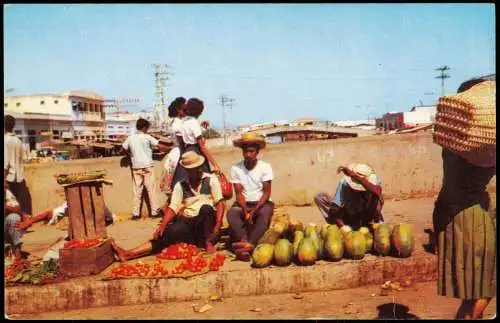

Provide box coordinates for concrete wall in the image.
[24,133,496,215]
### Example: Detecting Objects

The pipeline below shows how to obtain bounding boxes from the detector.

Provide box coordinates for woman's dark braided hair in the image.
[168,97,186,118]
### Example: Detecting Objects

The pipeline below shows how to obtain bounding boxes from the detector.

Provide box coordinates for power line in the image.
[434,65,451,97]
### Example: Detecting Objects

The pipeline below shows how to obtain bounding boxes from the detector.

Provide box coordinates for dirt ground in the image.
[10,281,497,320]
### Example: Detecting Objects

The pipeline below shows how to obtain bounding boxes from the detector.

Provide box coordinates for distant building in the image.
[290,116,318,127]
[4,90,105,151]
[375,105,436,131]
[105,112,139,138]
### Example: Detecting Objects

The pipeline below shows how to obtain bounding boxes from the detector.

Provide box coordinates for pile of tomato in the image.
[156,243,201,260]
[5,259,30,281]
[109,253,226,278]
[63,238,102,249]
[208,253,226,272]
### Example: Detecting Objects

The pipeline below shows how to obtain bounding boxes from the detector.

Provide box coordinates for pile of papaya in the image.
[251,216,415,268]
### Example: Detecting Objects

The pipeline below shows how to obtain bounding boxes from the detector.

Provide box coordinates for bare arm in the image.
[5,204,21,216]
[337,166,381,198]
[197,137,220,172]
[234,183,248,214]
[153,206,176,240]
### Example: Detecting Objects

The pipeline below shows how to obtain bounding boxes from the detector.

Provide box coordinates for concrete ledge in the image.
[5,252,438,315]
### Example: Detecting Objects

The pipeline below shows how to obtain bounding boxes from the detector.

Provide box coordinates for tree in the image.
[202,127,221,139]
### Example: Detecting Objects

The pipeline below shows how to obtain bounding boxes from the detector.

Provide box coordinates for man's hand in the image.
[245,208,255,224]
[153,224,166,240]
[337,166,355,177]
[207,221,223,242]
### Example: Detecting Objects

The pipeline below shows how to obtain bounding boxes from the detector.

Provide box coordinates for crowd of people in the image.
[4,76,496,319]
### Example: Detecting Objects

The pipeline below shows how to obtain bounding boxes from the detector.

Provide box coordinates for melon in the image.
[292,231,304,258]
[316,237,324,259]
[274,239,293,266]
[364,231,374,253]
[359,226,370,235]
[289,219,304,233]
[373,224,391,256]
[327,224,340,234]
[391,223,414,258]
[258,228,282,245]
[297,237,317,265]
[251,244,275,268]
[304,223,318,238]
[324,234,344,261]
[320,224,331,239]
[340,225,353,237]
[344,231,366,260]
[271,221,288,236]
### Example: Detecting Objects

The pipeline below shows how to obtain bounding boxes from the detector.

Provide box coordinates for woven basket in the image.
[433,81,496,153]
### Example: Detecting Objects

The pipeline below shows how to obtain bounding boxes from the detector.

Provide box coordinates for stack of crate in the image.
[59,179,115,277]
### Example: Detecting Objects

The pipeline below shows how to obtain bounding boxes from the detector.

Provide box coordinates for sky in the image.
[3,4,496,129]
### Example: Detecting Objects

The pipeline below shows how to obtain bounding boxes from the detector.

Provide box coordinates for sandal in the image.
[234,248,252,262]
[232,241,254,252]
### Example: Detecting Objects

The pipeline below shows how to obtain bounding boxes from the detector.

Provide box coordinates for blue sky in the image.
[4,4,495,128]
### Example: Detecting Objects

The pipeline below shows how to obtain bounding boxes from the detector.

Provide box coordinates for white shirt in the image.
[122,132,159,169]
[4,133,24,183]
[181,117,203,145]
[169,118,183,148]
[230,160,274,202]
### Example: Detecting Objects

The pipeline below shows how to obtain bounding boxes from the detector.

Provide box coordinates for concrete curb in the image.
[5,252,438,315]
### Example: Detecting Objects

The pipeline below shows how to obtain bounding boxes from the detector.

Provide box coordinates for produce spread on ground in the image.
[5,259,64,285]
[251,214,415,268]
[104,243,227,280]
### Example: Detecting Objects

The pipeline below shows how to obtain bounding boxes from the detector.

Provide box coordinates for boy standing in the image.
[122,118,162,219]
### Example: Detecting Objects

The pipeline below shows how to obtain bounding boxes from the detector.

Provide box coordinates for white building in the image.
[334,119,376,129]
[4,90,105,151]
[403,106,437,127]
[105,112,139,138]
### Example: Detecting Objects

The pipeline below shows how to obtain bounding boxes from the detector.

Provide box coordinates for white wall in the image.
[404,108,436,126]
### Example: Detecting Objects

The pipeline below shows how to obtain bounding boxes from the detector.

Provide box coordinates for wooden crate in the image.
[64,180,107,241]
[59,239,114,277]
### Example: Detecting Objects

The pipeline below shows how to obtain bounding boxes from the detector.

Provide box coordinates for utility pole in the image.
[218,95,235,146]
[226,98,235,143]
[434,65,451,97]
[218,95,228,146]
[151,63,171,131]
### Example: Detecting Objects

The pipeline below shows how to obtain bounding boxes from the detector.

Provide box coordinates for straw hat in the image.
[233,132,267,150]
[433,80,496,153]
[179,151,205,169]
[344,164,379,191]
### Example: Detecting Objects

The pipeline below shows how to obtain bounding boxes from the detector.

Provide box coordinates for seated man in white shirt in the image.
[227,133,274,261]
[110,151,225,261]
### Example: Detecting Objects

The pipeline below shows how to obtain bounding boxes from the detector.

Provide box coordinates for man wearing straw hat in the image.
[314,163,385,234]
[110,151,225,261]
[226,132,274,261]
[432,77,496,319]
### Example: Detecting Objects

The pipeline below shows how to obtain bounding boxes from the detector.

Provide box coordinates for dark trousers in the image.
[227,201,274,246]
[150,204,215,253]
[8,180,31,214]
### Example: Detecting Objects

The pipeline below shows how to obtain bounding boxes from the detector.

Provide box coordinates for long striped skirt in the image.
[437,204,496,299]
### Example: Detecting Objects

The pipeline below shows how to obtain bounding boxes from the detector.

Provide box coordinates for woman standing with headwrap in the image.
[432,78,496,319]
